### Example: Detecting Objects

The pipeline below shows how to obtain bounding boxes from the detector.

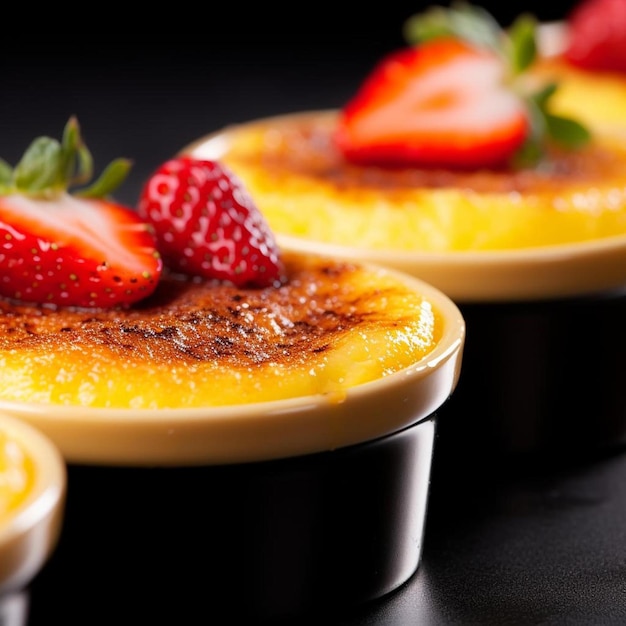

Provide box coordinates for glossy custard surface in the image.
[0,431,34,524]
[0,252,442,409]
[195,112,626,253]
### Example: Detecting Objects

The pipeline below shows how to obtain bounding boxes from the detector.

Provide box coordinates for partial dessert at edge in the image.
[0,413,65,596]
[0,429,34,520]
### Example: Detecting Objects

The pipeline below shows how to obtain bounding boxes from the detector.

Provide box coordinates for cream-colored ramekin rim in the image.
[276,233,626,303]
[0,413,66,594]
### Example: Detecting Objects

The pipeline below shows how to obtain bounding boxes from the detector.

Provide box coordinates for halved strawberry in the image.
[564,0,626,73]
[335,38,529,169]
[336,3,591,170]
[0,117,162,309]
[137,157,285,287]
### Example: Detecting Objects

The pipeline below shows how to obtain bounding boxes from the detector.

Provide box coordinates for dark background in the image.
[0,1,578,207]
[11,3,626,625]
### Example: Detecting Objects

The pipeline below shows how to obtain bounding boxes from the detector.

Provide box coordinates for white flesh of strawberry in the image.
[0,193,150,271]
[355,55,525,139]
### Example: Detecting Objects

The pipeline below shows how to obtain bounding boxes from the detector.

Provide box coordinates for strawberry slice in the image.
[138,157,284,287]
[335,38,530,169]
[336,2,592,170]
[0,117,162,309]
[564,0,626,73]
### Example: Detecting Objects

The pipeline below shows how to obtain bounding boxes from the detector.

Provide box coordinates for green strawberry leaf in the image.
[61,116,94,188]
[511,98,546,168]
[545,114,592,149]
[527,83,592,148]
[403,2,503,53]
[531,82,558,109]
[1,116,131,199]
[76,158,133,198]
[0,160,13,190]
[512,139,544,170]
[507,13,537,75]
[13,137,65,195]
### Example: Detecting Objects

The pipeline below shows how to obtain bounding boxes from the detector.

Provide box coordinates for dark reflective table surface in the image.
[14,444,626,625]
[3,2,624,623]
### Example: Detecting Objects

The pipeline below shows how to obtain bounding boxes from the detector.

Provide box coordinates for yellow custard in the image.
[0,251,443,409]
[186,111,626,254]
[532,58,626,132]
[534,22,626,132]
[0,431,34,524]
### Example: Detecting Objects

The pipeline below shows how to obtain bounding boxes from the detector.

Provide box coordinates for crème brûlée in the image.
[0,431,34,524]
[184,111,626,254]
[0,412,65,594]
[0,251,446,410]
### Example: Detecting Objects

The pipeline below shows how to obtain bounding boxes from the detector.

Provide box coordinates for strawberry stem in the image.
[0,160,14,190]
[62,116,94,188]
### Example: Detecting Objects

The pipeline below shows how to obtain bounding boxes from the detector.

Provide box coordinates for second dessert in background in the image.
[183,0,626,469]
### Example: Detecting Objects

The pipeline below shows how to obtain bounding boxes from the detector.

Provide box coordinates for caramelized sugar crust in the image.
[205,112,626,252]
[231,114,626,194]
[0,258,388,366]
[0,252,441,408]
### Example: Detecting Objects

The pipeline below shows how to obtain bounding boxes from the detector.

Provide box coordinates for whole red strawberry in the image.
[0,117,162,309]
[564,0,626,73]
[138,157,284,287]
